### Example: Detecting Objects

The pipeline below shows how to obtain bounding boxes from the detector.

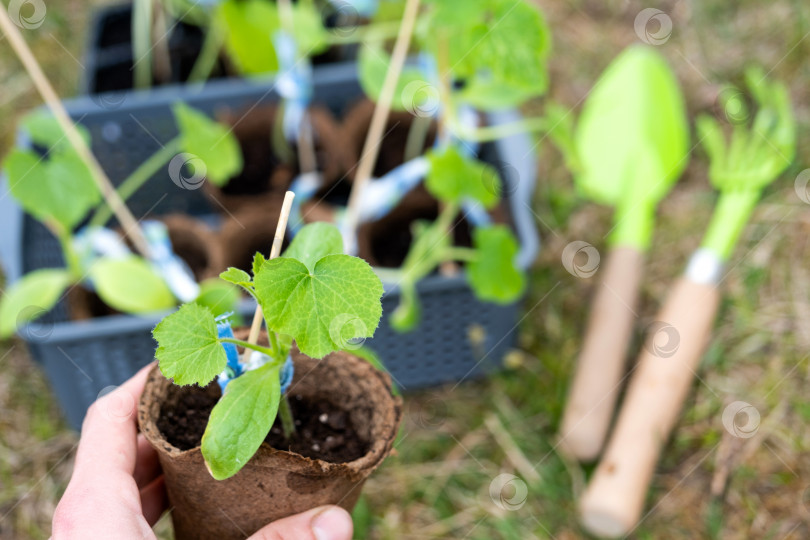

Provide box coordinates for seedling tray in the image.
[0,63,539,430]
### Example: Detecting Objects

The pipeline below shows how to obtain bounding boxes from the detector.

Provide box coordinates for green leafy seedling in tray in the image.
[0,104,243,338]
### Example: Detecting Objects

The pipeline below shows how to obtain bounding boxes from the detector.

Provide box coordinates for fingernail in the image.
[312,506,352,540]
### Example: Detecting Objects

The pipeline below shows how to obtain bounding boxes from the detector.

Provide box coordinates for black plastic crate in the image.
[0,63,539,430]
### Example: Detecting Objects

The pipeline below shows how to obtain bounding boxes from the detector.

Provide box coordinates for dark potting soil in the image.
[157,386,368,464]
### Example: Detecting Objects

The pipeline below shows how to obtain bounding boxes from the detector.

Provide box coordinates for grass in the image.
[1,0,810,538]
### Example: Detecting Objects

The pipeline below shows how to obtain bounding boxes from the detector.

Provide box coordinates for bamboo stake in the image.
[342,0,421,248]
[241,191,295,361]
[0,5,152,258]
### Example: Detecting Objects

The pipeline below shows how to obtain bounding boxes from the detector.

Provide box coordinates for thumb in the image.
[247,505,353,540]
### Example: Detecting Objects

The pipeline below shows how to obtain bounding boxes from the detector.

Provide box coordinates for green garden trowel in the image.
[580,68,795,538]
[560,46,690,461]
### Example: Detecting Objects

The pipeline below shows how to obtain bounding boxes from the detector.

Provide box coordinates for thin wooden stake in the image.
[342,0,422,248]
[242,191,295,361]
[0,5,152,258]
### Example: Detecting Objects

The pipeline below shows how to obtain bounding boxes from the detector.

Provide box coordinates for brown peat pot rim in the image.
[139,349,401,477]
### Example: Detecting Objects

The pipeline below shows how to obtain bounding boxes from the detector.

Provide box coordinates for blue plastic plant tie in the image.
[355,156,429,223]
[273,30,313,143]
[142,220,200,303]
[72,225,131,272]
[215,313,242,391]
[279,355,294,394]
[239,350,295,394]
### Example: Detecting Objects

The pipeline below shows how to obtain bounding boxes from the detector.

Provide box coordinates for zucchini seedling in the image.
[153,220,384,480]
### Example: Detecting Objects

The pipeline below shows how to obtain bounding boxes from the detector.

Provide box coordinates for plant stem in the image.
[55,225,83,280]
[187,19,225,83]
[455,117,550,143]
[279,395,296,439]
[404,114,432,162]
[443,247,477,263]
[89,137,181,228]
[0,7,152,258]
[132,0,153,89]
[219,338,279,360]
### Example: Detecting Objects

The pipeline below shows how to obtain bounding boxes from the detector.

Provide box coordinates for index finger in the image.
[71,362,155,482]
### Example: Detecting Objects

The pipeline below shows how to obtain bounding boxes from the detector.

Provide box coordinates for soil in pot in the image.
[341,99,438,179]
[139,332,402,540]
[67,287,117,321]
[158,379,367,463]
[206,105,345,215]
[161,215,227,281]
[356,186,477,268]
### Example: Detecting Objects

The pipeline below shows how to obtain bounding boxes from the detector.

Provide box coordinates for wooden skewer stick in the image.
[0,5,152,258]
[241,191,295,361]
[342,0,422,248]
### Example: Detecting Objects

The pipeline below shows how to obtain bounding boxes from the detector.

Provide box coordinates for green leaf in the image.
[89,256,176,314]
[20,110,91,152]
[173,103,243,186]
[290,2,329,55]
[425,146,500,208]
[219,267,255,299]
[0,269,73,338]
[154,303,226,386]
[422,0,550,109]
[217,0,279,74]
[195,278,240,316]
[283,222,344,271]
[4,148,100,232]
[254,255,383,358]
[220,267,252,287]
[358,42,432,112]
[390,279,420,333]
[252,253,267,277]
[201,361,281,480]
[467,225,524,303]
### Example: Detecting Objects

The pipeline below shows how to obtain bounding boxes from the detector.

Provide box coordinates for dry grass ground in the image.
[1,0,809,538]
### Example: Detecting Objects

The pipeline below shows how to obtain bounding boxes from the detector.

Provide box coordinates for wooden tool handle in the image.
[579,277,720,538]
[560,246,644,461]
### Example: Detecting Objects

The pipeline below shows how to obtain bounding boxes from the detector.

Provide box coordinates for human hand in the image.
[52,363,353,540]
